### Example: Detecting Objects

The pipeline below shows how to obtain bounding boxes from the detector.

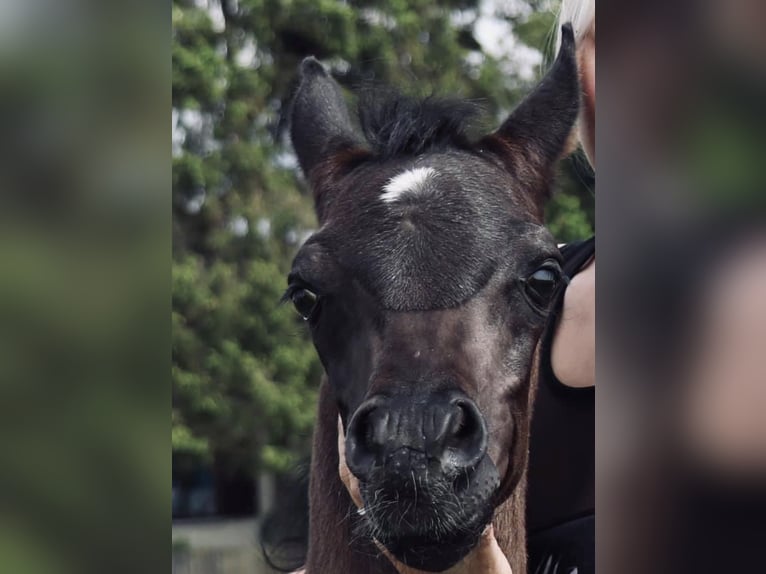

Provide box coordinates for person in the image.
[525,2,595,573]
[334,2,597,573]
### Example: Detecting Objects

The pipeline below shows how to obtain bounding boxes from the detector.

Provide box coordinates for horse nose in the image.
[345,392,488,481]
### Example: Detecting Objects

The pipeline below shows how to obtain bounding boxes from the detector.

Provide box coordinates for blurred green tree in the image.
[172,0,593,508]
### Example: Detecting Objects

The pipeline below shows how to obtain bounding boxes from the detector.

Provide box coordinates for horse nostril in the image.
[441,398,488,473]
[345,397,389,480]
[450,403,475,440]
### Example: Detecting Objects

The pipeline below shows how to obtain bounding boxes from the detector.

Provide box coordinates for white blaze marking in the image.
[380,167,436,203]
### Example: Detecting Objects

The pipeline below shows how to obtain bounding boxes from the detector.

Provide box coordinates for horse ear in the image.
[290,57,362,178]
[487,24,581,205]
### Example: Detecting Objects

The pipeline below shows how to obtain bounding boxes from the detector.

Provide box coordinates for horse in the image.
[285,24,579,574]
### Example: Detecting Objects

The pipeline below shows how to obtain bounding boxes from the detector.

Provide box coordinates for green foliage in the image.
[172,0,593,482]
[546,185,594,242]
[547,153,595,242]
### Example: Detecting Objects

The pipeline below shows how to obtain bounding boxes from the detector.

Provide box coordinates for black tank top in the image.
[526,237,595,574]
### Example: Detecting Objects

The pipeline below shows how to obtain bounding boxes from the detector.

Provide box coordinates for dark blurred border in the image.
[598,0,766,572]
[0,2,170,572]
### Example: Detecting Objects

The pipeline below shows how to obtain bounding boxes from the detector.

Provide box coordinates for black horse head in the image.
[287,25,580,572]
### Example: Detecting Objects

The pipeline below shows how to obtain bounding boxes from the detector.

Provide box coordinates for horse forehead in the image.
[322,167,546,311]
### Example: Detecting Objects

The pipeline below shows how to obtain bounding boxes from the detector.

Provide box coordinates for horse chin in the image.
[362,455,500,572]
[378,524,487,572]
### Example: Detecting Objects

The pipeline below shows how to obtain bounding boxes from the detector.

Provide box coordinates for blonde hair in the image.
[556,0,595,51]
[554,0,595,167]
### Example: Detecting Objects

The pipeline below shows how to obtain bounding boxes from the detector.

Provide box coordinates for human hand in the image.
[337,416,364,508]
[336,417,512,574]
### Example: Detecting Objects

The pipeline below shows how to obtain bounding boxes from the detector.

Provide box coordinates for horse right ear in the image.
[290,57,362,178]
[483,24,580,213]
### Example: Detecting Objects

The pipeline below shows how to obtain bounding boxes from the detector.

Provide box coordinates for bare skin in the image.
[337,418,513,574]
[551,257,595,388]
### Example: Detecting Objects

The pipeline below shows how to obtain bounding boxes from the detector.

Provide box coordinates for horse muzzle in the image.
[344,390,500,571]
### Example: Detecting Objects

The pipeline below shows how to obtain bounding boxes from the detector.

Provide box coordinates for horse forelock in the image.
[357,89,483,158]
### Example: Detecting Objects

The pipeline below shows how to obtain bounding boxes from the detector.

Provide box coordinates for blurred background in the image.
[598,1,766,572]
[0,2,168,574]
[171,0,592,572]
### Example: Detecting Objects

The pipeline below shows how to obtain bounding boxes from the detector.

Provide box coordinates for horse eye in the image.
[523,265,561,311]
[291,288,319,321]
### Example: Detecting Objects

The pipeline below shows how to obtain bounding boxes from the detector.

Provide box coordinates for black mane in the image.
[357,88,484,158]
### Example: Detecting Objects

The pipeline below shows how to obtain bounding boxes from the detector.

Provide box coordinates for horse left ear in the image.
[290,57,363,179]
[486,24,581,207]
